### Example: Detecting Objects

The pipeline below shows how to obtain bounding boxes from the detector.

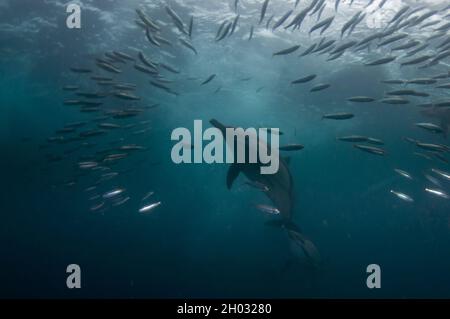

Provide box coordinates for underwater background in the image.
[1,0,450,298]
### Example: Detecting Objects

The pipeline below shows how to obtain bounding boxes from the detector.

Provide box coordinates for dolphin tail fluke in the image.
[288,229,321,267]
[266,219,321,266]
[267,219,320,265]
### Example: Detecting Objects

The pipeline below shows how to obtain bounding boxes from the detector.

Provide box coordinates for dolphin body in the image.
[421,107,450,138]
[210,119,320,265]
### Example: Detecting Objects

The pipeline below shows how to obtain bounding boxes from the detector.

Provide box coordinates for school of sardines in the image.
[44,0,450,215]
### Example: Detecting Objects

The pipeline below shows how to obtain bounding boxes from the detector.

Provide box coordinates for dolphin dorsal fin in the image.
[227,164,241,189]
[283,157,291,166]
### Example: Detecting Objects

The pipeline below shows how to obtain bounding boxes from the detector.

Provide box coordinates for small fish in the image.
[134,64,157,75]
[291,74,316,84]
[378,34,408,47]
[425,188,449,199]
[70,67,92,73]
[299,44,317,57]
[279,144,304,151]
[249,25,254,41]
[433,153,449,164]
[414,152,433,161]
[79,161,98,169]
[56,127,76,134]
[259,0,270,25]
[139,201,162,213]
[216,21,227,40]
[266,14,274,29]
[159,63,180,74]
[65,122,87,128]
[100,172,119,181]
[337,136,369,143]
[142,191,155,201]
[255,204,280,215]
[273,10,293,30]
[96,62,121,74]
[273,45,301,57]
[436,83,450,89]
[425,174,442,187]
[401,55,432,66]
[310,16,335,35]
[415,123,443,134]
[394,169,413,180]
[310,84,330,92]
[244,181,269,192]
[390,190,414,202]
[348,96,375,102]
[85,186,97,192]
[382,80,404,84]
[179,38,198,55]
[165,6,188,35]
[201,74,216,85]
[63,85,79,91]
[323,113,354,120]
[103,188,126,199]
[98,123,121,129]
[407,78,437,85]
[367,138,384,146]
[188,16,194,37]
[90,202,105,212]
[114,92,140,100]
[113,51,134,62]
[432,168,450,181]
[138,52,158,69]
[353,144,385,156]
[365,56,397,66]
[119,145,146,151]
[230,15,240,36]
[112,197,130,207]
[416,143,447,152]
[216,21,232,41]
[380,97,410,105]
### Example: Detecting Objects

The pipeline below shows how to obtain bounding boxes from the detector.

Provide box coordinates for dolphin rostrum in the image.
[209,119,320,265]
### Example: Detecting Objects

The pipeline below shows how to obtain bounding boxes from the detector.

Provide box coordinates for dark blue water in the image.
[1,0,450,299]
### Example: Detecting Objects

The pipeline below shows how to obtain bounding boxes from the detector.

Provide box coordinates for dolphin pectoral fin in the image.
[227,164,241,189]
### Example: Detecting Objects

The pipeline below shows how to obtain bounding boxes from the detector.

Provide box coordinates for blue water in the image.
[1,0,450,298]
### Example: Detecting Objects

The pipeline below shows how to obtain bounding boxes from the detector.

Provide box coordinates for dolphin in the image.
[421,107,450,138]
[210,119,320,266]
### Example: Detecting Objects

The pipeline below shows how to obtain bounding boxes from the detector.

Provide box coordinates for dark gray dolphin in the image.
[210,119,320,265]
